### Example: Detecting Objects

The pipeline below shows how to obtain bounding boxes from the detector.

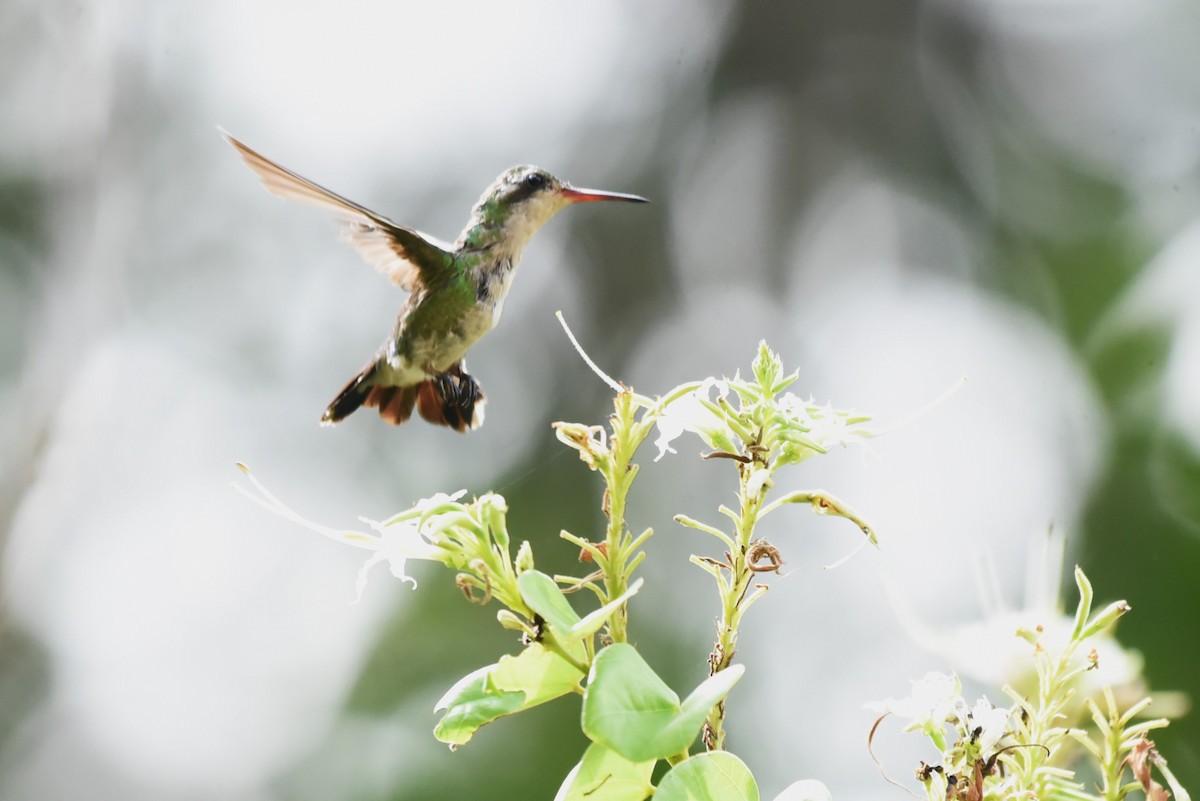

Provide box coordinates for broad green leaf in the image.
[772,780,832,801]
[434,664,492,712]
[582,644,745,762]
[490,642,584,706]
[434,645,584,746]
[655,752,759,801]
[582,644,680,760]
[518,570,582,632]
[518,570,643,643]
[676,666,745,737]
[553,743,655,801]
[433,665,526,746]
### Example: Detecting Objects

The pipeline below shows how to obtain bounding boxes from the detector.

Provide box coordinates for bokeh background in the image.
[2,1,1199,799]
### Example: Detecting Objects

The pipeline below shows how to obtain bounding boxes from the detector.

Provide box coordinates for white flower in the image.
[235,463,459,602]
[371,490,471,530]
[350,518,437,598]
[869,671,961,750]
[653,378,736,461]
[886,530,1186,718]
[966,696,1013,754]
[890,671,961,729]
[900,607,1144,700]
[778,394,868,450]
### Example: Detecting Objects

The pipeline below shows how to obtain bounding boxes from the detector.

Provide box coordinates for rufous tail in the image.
[320,361,486,432]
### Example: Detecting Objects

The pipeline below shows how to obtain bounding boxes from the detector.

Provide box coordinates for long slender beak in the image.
[561,185,649,204]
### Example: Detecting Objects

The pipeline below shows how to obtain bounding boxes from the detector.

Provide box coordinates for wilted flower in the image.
[553,421,611,470]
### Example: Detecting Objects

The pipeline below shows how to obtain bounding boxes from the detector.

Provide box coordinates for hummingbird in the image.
[222,131,647,432]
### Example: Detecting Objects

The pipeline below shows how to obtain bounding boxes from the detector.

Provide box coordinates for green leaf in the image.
[517,570,643,643]
[491,642,584,706]
[433,665,526,747]
[569,578,643,640]
[677,666,745,733]
[655,752,759,801]
[518,570,582,632]
[751,340,782,393]
[582,644,745,762]
[553,743,655,801]
[434,644,584,746]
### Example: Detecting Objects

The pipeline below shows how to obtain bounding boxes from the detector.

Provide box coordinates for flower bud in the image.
[515,540,535,574]
[496,610,530,633]
[1080,600,1131,640]
[752,340,784,391]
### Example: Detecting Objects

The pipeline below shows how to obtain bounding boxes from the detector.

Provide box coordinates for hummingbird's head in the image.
[462,166,647,253]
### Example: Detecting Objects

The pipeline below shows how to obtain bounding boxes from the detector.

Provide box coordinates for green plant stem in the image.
[1012,574,1096,797]
[599,391,646,645]
[1097,705,1125,801]
[667,750,691,767]
[541,633,590,676]
[603,475,630,644]
[1017,651,1074,796]
[703,459,769,751]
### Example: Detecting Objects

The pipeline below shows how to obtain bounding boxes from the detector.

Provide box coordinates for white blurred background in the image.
[1,1,1198,799]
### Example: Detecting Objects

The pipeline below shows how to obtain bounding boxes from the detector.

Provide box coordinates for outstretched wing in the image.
[222,130,454,291]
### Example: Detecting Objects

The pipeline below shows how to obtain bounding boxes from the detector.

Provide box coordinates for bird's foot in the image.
[432,369,484,431]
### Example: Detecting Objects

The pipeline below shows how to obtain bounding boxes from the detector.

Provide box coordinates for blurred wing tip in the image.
[218,127,251,153]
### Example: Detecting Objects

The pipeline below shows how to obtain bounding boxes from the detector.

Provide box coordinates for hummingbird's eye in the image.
[523,172,547,190]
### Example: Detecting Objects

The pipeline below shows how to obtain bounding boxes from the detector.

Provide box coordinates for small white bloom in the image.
[870,671,961,750]
[967,696,1013,754]
[886,531,1186,718]
[373,489,469,529]
[235,464,457,602]
[778,394,866,451]
[891,672,961,730]
[654,378,736,461]
[413,490,468,514]
[652,414,686,461]
[352,518,442,599]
